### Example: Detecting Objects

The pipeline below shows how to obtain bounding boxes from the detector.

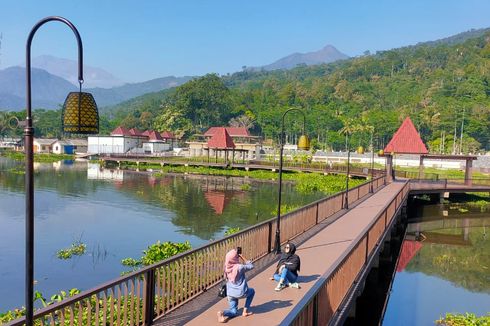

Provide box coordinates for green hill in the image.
[29,29,490,152]
[107,29,490,152]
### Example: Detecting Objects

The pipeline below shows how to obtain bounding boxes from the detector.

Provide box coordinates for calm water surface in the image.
[383,201,490,325]
[0,157,324,311]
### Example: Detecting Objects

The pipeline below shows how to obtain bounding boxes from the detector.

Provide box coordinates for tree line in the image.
[2,31,489,153]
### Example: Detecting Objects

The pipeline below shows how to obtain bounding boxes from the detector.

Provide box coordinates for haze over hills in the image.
[0,66,76,110]
[249,44,349,71]
[0,66,193,110]
[23,55,125,89]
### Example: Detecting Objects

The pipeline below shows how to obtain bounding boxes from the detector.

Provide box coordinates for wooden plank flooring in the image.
[178,181,406,325]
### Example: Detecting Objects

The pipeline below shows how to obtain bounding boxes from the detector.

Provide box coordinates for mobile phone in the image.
[236,247,242,255]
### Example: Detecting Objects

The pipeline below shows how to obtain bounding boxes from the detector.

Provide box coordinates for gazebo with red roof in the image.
[206,127,236,163]
[382,117,477,184]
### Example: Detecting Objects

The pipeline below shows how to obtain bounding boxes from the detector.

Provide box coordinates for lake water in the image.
[382,199,490,325]
[0,157,324,311]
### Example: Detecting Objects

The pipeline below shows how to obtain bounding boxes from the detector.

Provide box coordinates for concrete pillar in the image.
[419,156,424,179]
[465,159,473,186]
[248,150,254,160]
[386,155,393,183]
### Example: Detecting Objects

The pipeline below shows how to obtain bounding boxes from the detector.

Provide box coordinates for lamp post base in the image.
[273,231,281,254]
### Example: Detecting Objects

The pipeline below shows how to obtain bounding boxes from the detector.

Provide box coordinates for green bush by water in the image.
[436,312,490,326]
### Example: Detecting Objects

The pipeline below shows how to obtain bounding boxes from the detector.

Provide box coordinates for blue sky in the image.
[0,0,489,83]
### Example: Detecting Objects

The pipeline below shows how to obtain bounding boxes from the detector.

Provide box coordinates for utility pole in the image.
[452,121,457,154]
[459,107,465,155]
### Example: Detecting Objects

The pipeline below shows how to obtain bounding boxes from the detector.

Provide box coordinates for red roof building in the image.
[384,117,428,154]
[129,128,144,136]
[146,130,164,142]
[160,131,175,139]
[207,128,235,149]
[111,126,131,136]
[204,127,249,138]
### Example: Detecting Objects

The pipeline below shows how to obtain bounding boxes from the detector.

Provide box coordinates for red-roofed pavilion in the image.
[384,117,428,155]
[206,128,236,163]
[382,117,477,184]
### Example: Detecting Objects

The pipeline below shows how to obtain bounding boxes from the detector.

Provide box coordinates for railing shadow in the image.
[249,299,294,315]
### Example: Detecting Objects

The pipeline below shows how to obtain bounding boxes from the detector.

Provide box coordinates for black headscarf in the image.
[276,242,301,276]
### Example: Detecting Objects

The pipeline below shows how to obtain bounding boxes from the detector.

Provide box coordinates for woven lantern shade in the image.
[297,134,310,150]
[62,92,99,134]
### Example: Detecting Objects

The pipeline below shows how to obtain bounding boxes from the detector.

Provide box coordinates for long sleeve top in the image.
[226,261,254,298]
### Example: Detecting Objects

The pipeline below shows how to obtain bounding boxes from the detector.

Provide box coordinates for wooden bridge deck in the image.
[157,181,406,326]
[99,156,379,177]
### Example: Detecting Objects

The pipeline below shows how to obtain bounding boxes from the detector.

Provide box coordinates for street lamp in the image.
[24,16,98,326]
[344,135,351,209]
[274,108,310,254]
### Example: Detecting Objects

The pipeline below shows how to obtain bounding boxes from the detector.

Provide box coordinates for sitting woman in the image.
[217,248,255,323]
[273,242,301,291]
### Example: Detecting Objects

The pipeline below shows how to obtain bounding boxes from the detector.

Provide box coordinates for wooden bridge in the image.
[6,177,489,326]
[98,155,384,178]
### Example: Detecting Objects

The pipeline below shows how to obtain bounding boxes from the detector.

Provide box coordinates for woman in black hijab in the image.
[272,242,301,291]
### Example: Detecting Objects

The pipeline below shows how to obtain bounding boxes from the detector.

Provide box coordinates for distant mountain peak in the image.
[22,55,125,89]
[252,44,349,71]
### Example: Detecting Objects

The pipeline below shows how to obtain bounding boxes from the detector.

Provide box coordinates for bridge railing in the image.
[409,178,490,188]
[6,176,386,326]
[280,181,410,326]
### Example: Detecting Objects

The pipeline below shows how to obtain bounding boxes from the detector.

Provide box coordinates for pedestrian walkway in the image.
[183,181,406,325]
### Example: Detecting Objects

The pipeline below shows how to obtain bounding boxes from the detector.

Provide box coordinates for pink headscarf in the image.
[224,249,240,283]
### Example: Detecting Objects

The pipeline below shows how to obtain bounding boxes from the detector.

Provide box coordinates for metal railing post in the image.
[315,202,319,224]
[144,269,156,326]
[268,221,272,253]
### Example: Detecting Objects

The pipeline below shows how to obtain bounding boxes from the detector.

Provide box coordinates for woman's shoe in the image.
[275,282,286,291]
[290,282,301,289]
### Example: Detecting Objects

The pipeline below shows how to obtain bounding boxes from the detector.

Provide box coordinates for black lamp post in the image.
[370,132,375,193]
[274,108,310,254]
[344,134,351,209]
[24,16,98,326]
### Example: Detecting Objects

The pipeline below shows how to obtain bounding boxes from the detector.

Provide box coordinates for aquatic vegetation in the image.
[224,227,240,236]
[121,240,192,270]
[0,289,81,323]
[436,312,490,325]
[3,150,74,163]
[240,183,251,191]
[56,241,87,259]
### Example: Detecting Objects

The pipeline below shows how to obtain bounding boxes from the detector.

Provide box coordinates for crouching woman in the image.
[217,248,255,323]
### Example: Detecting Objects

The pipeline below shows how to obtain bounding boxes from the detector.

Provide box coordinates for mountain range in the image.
[0,64,193,111]
[250,44,349,71]
[25,55,125,88]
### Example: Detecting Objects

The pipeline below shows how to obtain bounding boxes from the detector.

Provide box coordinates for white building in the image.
[87,127,176,155]
[52,139,88,154]
[33,138,57,153]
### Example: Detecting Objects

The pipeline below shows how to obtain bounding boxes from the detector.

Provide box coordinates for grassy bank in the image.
[2,150,74,163]
[114,162,367,194]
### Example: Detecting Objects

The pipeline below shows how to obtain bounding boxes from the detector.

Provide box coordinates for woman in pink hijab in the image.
[217,248,255,323]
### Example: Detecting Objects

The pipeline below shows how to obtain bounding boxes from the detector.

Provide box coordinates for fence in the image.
[280,181,409,326]
[6,176,386,326]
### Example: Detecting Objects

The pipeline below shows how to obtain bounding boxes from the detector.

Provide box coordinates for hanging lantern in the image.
[297,134,310,150]
[357,146,364,154]
[378,149,384,156]
[62,92,99,134]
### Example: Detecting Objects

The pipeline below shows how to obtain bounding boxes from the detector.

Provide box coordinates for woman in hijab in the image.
[273,242,301,291]
[217,248,255,323]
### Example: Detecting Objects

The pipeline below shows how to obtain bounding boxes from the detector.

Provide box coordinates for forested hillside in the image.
[3,30,489,153]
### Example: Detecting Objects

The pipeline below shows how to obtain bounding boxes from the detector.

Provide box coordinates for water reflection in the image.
[383,202,490,325]
[0,157,324,311]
